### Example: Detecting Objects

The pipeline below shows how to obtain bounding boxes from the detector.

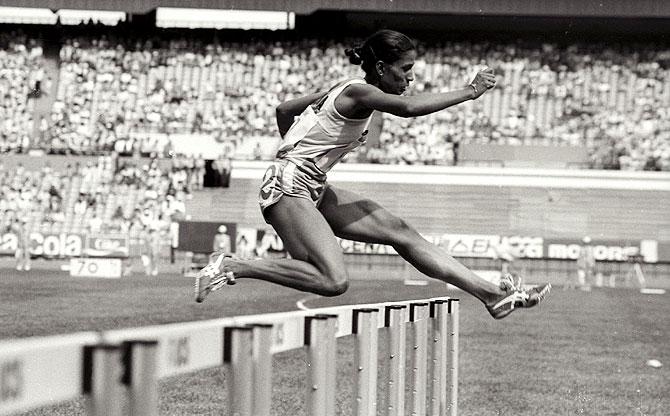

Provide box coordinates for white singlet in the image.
[258,78,373,220]
[277,78,373,174]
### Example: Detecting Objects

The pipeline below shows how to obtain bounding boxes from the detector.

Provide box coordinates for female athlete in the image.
[195,30,551,319]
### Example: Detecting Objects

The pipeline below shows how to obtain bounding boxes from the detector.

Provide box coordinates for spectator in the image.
[213,225,232,253]
[216,153,232,188]
[73,193,88,215]
[567,236,596,290]
[88,211,103,234]
[10,217,31,271]
[141,225,161,276]
[194,155,205,190]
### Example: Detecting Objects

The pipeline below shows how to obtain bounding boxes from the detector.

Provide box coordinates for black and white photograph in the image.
[0,1,668,415]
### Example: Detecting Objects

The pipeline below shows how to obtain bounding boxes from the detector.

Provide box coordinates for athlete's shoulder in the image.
[324,77,363,92]
[339,80,378,97]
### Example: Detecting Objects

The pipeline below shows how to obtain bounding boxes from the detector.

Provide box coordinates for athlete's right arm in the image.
[276,91,328,138]
[345,69,496,118]
[346,85,472,118]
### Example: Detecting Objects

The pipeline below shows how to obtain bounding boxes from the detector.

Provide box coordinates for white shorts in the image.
[258,159,327,222]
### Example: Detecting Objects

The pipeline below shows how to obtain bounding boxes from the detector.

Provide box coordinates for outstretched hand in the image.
[469,67,497,100]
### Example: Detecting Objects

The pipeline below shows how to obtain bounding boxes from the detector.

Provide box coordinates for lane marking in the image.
[640,288,666,295]
[296,294,321,310]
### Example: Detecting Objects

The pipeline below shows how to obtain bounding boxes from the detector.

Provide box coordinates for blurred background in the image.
[0,0,668,287]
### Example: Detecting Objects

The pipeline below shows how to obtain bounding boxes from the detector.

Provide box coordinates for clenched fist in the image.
[469,67,497,100]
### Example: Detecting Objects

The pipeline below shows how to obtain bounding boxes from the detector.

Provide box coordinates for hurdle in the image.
[0,297,460,416]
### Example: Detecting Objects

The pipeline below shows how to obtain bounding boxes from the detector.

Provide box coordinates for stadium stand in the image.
[0,154,188,240]
[374,40,670,170]
[0,31,44,153]
[42,34,670,169]
[1,29,666,170]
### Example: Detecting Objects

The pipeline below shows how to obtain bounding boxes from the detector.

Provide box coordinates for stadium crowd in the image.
[0,154,194,243]
[0,32,46,154]
[0,31,669,170]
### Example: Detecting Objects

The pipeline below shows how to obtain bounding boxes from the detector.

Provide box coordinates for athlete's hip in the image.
[258,159,329,219]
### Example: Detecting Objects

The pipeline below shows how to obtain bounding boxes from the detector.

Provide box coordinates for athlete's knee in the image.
[318,266,349,296]
[319,278,349,297]
[312,257,349,296]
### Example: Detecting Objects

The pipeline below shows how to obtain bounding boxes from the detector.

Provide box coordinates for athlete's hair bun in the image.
[345,46,363,65]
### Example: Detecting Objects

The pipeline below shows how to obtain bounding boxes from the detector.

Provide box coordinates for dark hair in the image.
[345,30,415,78]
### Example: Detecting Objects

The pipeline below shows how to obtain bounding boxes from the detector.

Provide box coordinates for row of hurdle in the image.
[0,297,460,416]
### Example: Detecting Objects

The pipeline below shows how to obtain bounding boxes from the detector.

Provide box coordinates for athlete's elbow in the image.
[392,103,419,118]
[275,103,290,119]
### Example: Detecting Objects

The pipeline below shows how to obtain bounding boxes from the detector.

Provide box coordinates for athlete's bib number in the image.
[259,164,279,204]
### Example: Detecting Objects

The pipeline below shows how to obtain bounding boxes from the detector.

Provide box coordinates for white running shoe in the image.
[194,253,236,303]
[486,274,551,319]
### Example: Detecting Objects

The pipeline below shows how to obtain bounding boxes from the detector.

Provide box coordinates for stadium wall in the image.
[189,161,670,242]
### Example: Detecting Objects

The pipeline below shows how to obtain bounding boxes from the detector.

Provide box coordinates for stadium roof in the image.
[0,0,668,18]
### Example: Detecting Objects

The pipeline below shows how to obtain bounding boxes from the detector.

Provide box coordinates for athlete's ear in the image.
[376,61,384,76]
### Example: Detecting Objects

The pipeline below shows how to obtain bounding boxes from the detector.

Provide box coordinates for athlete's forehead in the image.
[391,49,417,67]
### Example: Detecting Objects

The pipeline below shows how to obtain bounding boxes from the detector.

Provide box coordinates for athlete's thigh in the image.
[318,185,409,245]
[265,195,345,270]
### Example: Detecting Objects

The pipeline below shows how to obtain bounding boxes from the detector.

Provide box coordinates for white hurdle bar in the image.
[0,296,460,416]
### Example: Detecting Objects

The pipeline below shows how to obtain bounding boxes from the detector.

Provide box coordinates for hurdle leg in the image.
[305,315,337,416]
[409,303,429,416]
[123,340,158,416]
[323,315,337,416]
[250,324,273,416]
[82,344,124,416]
[447,299,460,416]
[429,299,449,416]
[384,305,407,416]
[223,326,254,416]
[352,308,379,416]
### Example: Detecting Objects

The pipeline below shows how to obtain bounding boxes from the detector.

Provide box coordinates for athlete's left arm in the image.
[276,91,327,138]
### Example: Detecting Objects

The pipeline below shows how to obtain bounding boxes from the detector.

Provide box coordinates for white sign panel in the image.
[70,258,122,278]
[0,334,98,414]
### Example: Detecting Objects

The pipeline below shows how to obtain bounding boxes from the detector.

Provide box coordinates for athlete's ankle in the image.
[217,256,230,273]
[482,292,503,307]
[480,284,507,305]
[219,256,246,277]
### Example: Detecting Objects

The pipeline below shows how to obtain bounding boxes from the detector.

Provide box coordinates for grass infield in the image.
[1,269,668,415]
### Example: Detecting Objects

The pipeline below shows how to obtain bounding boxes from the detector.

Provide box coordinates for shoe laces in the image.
[499,274,529,303]
[500,273,522,292]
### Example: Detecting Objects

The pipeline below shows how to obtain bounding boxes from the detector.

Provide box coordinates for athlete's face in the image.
[378,50,416,95]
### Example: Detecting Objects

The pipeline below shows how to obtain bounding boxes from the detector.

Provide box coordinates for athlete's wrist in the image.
[468,83,478,100]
